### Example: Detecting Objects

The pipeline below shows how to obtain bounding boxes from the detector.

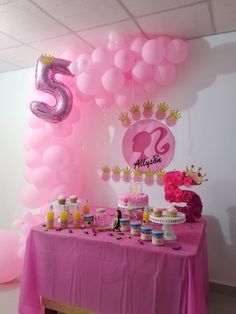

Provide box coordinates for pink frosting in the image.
[118,192,148,206]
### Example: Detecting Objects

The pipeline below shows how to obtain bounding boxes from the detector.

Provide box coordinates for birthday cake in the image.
[117,192,149,209]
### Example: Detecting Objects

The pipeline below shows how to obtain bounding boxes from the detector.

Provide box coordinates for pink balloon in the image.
[102,68,125,93]
[30,56,73,123]
[91,47,112,67]
[95,90,114,109]
[166,39,189,64]
[25,150,42,168]
[61,50,77,61]
[32,166,55,188]
[11,218,23,229]
[76,53,91,72]
[45,122,73,137]
[130,37,146,56]
[0,230,22,283]
[43,145,70,170]
[115,80,134,107]
[21,184,45,208]
[76,71,102,95]
[144,80,158,93]
[142,39,165,65]
[158,36,171,47]
[57,164,80,184]
[26,129,55,152]
[27,113,45,129]
[114,49,135,72]
[154,62,177,86]
[132,60,153,83]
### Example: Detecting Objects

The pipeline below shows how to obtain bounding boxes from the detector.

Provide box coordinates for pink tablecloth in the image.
[19,208,208,314]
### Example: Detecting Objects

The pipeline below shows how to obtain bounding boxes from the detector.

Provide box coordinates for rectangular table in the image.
[19,208,208,314]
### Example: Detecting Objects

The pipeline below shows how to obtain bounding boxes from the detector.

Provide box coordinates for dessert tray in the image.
[150,211,186,240]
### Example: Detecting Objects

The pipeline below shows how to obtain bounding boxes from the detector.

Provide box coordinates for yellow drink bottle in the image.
[46,205,54,229]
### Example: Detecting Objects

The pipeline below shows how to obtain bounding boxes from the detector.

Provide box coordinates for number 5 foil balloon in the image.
[30,55,73,123]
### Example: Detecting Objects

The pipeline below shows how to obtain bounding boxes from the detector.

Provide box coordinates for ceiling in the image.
[0,0,235,73]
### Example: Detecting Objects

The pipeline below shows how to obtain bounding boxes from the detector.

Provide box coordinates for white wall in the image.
[0,31,236,286]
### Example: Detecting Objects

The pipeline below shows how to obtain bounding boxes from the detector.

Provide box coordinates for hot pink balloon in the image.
[32,166,55,188]
[130,37,146,56]
[166,39,189,64]
[102,68,125,93]
[114,49,135,72]
[30,55,73,123]
[154,62,177,86]
[0,230,22,283]
[76,71,102,95]
[25,150,42,168]
[43,145,70,170]
[21,184,45,209]
[132,60,153,83]
[142,39,165,65]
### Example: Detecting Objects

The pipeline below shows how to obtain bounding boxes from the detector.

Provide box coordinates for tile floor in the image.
[0,280,236,314]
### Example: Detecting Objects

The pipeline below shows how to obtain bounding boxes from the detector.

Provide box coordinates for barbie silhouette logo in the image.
[122,119,175,172]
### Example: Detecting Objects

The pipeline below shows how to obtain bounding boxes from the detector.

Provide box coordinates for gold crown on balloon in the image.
[185,165,208,185]
[40,54,54,64]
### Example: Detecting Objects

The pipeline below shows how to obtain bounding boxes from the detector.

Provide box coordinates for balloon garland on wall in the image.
[0,33,189,284]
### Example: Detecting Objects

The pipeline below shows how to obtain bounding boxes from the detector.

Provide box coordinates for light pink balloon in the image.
[91,47,112,65]
[102,68,125,93]
[43,145,70,170]
[142,39,165,65]
[27,114,45,129]
[45,122,73,137]
[130,37,146,56]
[132,60,153,83]
[144,80,158,93]
[61,50,77,61]
[57,164,80,184]
[158,36,171,47]
[21,184,45,208]
[166,39,189,64]
[76,71,102,95]
[153,62,177,86]
[95,90,114,109]
[76,53,91,72]
[26,129,55,152]
[25,150,42,168]
[17,246,26,259]
[115,80,134,107]
[11,218,23,229]
[0,230,22,283]
[114,49,135,72]
[32,166,55,188]
[23,211,36,225]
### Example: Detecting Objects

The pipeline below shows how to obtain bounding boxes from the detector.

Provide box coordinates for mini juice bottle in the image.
[46,205,54,229]
[82,198,90,215]
[73,207,81,229]
[60,206,68,229]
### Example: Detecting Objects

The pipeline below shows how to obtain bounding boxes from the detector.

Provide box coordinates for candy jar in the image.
[95,208,107,228]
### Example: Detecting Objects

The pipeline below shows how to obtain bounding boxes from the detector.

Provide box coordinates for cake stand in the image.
[150,212,186,240]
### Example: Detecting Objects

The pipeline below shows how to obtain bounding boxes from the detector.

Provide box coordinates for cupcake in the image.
[153,208,163,217]
[167,207,177,217]
[58,194,66,205]
[69,195,78,203]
